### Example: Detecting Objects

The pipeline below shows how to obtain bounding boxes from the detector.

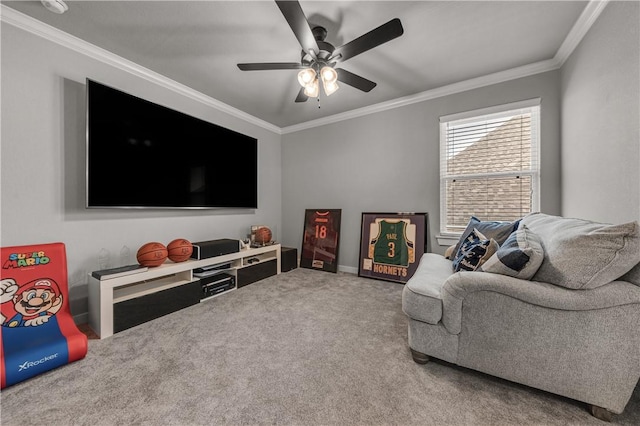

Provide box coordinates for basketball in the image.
[254,227,272,244]
[167,238,193,262]
[136,242,168,267]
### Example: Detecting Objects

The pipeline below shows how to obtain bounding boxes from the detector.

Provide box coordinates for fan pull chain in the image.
[317,97,321,109]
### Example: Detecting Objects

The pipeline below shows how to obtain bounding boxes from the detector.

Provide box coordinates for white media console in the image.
[88,244,281,339]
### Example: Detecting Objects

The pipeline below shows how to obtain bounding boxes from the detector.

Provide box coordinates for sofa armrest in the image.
[440,271,640,335]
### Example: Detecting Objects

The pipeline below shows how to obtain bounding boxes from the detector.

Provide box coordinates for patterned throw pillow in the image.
[451,216,521,260]
[479,225,544,280]
[452,228,499,272]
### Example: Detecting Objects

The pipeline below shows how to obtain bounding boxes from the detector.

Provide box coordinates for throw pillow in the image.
[452,228,499,272]
[521,212,640,289]
[452,216,521,260]
[479,225,544,280]
[444,244,457,259]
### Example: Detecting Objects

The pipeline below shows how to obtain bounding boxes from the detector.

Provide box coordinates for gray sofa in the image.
[402,212,640,420]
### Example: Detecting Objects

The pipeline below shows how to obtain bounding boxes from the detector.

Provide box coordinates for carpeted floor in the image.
[1,268,639,425]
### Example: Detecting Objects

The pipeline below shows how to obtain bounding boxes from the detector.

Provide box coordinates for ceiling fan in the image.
[237,1,404,103]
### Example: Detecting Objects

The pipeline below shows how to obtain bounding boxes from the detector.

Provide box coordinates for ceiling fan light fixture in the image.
[41,0,68,14]
[303,79,319,98]
[237,1,404,103]
[320,66,338,84]
[297,68,316,87]
[323,80,339,96]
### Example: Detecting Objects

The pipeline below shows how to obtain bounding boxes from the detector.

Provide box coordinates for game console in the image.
[193,262,232,278]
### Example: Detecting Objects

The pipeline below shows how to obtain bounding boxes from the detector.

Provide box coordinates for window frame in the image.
[438,98,541,238]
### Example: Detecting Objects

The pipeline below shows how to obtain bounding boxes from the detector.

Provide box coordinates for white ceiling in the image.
[3,1,593,129]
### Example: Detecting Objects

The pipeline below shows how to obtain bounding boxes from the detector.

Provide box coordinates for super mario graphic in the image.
[1,278,63,328]
[0,243,87,389]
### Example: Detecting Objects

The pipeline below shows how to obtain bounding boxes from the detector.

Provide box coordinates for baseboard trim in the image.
[73,312,88,326]
[338,265,358,274]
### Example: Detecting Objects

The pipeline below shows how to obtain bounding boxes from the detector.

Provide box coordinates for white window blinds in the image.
[439,100,540,235]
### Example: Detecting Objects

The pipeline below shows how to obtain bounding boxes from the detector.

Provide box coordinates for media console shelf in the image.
[88,244,281,339]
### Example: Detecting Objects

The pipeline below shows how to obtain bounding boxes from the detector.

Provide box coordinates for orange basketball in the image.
[255,227,272,244]
[136,242,168,267]
[167,238,193,262]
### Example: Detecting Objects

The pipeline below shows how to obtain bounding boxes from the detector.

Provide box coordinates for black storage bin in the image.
[281,246,298,272]
[113,280,201,333]
[237,259,277,288]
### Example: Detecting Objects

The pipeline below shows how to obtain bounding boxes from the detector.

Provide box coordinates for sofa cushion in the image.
[620,262,640,287]
[452,228,499,272]
[479,225,544,280]
[451,216,520,258]
[521,212,640,289]
[441,268,640,335]
[402,253,454,324]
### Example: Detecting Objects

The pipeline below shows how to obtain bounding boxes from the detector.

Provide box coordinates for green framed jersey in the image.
[369,220,414,267]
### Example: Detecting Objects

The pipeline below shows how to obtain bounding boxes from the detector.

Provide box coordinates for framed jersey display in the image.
[358,212,429,284]
[300,209,341,273]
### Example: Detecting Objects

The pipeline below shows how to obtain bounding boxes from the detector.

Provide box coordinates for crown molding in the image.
[281,0,607,134]
[2,1,607,135]
[281,58,559,134]
[0,4,281,135]
[554,0,609,66]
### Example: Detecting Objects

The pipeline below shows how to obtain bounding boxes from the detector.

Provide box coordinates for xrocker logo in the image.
[18,353,59,372]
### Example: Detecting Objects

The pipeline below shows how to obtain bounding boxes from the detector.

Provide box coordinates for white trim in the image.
[338,265,358,274]
[282,0,605,133]
[1,1,605,134]
[439,104,541,235]
[436,235,460,247]
[73,312,88,326]
[282,61,555,134]
[439,98,541,123]
[0,5,281,135]
[554,0,610,66]
[443,170,538,181]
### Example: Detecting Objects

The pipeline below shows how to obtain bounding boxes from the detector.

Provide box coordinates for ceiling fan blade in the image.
[237,62,305,71]
[275,0,320,56]
[336,68,377,92]
[332,18,404,62]
[295,87,308,103]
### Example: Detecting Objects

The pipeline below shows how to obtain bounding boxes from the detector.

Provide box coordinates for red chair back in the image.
[1,242,87,388]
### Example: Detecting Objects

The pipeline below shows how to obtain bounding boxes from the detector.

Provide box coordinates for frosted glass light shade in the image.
[323,80,339,96]
[303,79,319,98]
[320,66,338,84]
[297,68,316,87]
[41,0,68,14]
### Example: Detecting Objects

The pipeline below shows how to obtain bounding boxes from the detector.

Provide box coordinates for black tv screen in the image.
[86,79,258,209]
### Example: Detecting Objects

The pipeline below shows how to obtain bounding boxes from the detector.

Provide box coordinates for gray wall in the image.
[281,72,562,271]
[3,0,637,319]
[560,0,640,223]
[1,24,282,319]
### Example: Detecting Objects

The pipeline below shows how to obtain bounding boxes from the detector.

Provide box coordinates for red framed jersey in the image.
[300,209,341,273]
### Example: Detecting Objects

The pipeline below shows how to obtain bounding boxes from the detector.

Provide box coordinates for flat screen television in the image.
[86,78,258,209]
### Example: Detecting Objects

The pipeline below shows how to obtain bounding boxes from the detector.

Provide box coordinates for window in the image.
[439,99,540,236]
